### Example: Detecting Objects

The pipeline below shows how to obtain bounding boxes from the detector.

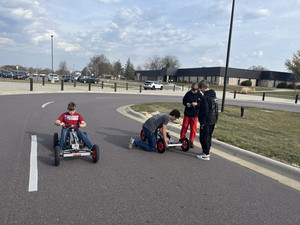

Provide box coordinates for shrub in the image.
[288,84,295,89]
[277,83,288,88]
[241,80,252,86]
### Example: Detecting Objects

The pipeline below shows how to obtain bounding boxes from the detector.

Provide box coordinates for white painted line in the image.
[28,135,38,192]
[42,101,54,108]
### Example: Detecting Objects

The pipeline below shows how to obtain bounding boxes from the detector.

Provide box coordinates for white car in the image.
[48,74,60,82]
[143,81,163,90]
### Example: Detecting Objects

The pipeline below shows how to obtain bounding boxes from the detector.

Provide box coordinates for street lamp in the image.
[16,65,19,79]
[51,35,54,75]
[221,0,235,112]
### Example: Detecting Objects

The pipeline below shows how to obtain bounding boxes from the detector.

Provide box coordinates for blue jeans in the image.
[133,127,157,152]
[60,128,93,149]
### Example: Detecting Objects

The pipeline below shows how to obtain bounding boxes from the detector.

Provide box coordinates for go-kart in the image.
[53,125,99,166]
[140,129,190,154]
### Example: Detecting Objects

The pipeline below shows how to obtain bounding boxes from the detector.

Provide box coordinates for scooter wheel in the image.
[53,133,58,148]
[157,138,166,154]
[140,129,147,141]
[180,137,190,152]
[54,146,61,166]
[92,144,100,163]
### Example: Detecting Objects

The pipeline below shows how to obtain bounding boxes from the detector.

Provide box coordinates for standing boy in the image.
[129,109,181,152]
[180,83,202,148]
[197,80,218,160]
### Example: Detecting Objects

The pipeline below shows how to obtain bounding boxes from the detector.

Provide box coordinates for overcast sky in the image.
[0,0,300,72]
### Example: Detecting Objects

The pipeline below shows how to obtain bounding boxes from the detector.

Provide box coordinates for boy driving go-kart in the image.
[55,102,93,149]
[54,102,99,166]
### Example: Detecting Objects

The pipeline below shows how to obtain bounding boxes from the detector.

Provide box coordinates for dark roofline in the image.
[135,66,292,81]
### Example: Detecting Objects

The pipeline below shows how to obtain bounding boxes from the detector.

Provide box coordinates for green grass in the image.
[131,102,300,167]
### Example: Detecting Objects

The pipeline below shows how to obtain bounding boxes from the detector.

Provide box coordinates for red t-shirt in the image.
[57,112,84,129]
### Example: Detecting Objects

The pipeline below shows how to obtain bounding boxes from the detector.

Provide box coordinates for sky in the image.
[0,0,300,72]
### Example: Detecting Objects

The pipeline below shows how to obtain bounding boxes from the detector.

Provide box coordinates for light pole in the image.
[16,65,19,79]
[221,0,235,112]
[51,35,54,75]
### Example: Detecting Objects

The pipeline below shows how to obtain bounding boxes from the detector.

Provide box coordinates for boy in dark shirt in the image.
[197,81,218,160]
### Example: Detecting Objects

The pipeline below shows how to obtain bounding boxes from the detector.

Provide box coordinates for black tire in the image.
[140,129,147,141]
[53,133,58,148]
[180,137,190,152]
[157,138,166,154]
[160,86,163,90]
[92,145,100,163]
[54,146,61,166]
[152,86,155,90]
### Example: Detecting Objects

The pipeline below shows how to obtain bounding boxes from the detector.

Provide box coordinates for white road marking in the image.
[28,135,38,192]
[42,101,54,108]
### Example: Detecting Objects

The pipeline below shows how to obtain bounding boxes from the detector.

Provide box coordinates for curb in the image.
[126,106,300,183]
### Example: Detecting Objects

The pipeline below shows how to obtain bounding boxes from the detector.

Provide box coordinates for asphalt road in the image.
[0,93,299,225]
[225,99,300,113]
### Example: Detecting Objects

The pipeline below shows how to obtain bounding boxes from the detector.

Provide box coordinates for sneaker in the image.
[189,140,194,148]
[196,153,210,160]
[129,137,134,150]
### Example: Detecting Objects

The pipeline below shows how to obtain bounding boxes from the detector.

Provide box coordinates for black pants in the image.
[199,124,215,155]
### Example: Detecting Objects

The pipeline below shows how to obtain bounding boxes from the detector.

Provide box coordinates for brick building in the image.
[135,67,298,88]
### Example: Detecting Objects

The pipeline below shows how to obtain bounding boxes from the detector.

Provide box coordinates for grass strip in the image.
[131,102,300,167]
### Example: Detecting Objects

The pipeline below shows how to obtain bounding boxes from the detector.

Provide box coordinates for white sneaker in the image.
[196,153,210,160]
[129,137,134,150]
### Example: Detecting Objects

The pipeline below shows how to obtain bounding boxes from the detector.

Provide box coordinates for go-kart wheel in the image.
[140,129,146,141]
[180,137,190,152]
[91,145,99,163]
[157,138,166,154]
[54,146,61,166]
[53,133,58,148]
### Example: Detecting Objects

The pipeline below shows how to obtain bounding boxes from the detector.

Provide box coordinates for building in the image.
[135,67,298,88]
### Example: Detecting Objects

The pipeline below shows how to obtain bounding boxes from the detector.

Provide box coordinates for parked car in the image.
[13,71,28,80]
[63,75,74,82]
[88,76,99,83]
[0,70,13,78]
[48,74,60,82]
[77,76,90,83]
[73,75,80,81]
[143,81,163,90]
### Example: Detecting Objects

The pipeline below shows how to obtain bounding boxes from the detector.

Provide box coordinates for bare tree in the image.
[58,61,68,75]
[161,55,180,68]
[88,54,111,77]
[285,50,300,89]
[248,65,268,71]
[143,55,163,70]
[112,60,123,77]
[143,55,180,70]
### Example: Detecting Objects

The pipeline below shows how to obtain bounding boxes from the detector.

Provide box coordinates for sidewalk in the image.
[0,80,299,105]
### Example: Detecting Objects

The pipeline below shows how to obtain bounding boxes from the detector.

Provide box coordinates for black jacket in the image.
[198,89,218,125]
[182,90,202,117]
